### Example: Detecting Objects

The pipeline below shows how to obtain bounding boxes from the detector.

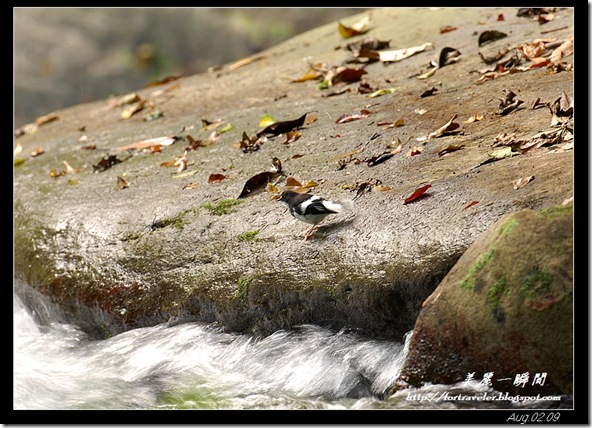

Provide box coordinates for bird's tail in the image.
[332,198,355,214]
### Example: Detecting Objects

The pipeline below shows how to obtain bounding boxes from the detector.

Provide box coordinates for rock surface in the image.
[396,205,573,396]
[14,7,574,347]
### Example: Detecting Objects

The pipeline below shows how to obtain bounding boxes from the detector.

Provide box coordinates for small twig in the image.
[540,26,568,34]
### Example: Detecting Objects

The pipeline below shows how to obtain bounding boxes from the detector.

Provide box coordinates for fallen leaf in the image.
[208,173,228,184]
[285,176,302,188]
[513,176,535,189]
[548,37,573,64]
[116,175,129,190]
[259,114,276,128]
[325,66,368,85]
[360,42,434,63]
[368,87,398,98]
[238,171,282,199]
[93,154,127,172]
[29,147,44,157]
[440,25,457,33]
[338,15,371,38]
[35,113,59,126]
[121,99,146,119]
[256,113,308,137]
[117,136,177,151]
[406,146,423,157]
[283,131,302,144]
[428,114,460,138]
[404,184,431,204]
[478,30,507,46]
[336,109,372,124]
[112,93,141,107]
[464,200,479,210]
[462,115,484,124]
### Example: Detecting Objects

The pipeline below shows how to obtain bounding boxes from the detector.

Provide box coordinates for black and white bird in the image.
[279,190,345,241]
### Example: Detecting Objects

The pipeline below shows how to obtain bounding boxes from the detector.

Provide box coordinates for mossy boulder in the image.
[396,204,573,396]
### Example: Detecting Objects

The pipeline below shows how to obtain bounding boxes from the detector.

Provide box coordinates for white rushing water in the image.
[14,295,410,410]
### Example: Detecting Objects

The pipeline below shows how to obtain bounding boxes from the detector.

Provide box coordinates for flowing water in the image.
[13,293,571,411]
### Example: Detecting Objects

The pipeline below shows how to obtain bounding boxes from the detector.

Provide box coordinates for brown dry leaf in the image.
[201,118,224,131]
[440,25,457,33]
[93,155,126,172]
[549,37,573,64]
[238,171,282,199]
[304,114,318,126]
[326,66,368,85]
[116,175,130,190]
[406,146,423,157]
[338,15,371,38]
[462,115,484,124]
[116,136,176,151]
[428,114,460,138]
[256,113,308,137]
[35,112,59,126]
[284,131,302,144]
[513,176,535,189]
[208,173,228,184]
[121,99,146,119]
[182,182,199,190]
[285,177,303,188]
[336,109,372,124]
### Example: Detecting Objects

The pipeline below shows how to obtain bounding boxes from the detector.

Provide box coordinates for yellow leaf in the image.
[259,114,276,128]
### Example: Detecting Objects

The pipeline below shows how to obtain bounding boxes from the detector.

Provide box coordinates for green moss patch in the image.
[487,277,509,308]
[237,230,260,242]
[498,216,518,237]
[151,209,196,230]
[540,204,572,220]
[519,268,553,300]
[201,199,244,216]
[459,249,495,290]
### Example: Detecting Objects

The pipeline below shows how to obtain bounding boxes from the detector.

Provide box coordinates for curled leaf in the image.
[428,114,460,138]
[338,15,371,38]
[238,171,282,199]
[336,109,372,124]
[478,30,507,46]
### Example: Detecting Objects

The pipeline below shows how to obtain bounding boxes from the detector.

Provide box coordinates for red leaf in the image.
[463,200,479,210]
[403,184,431,204]
[208,173,228,183]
